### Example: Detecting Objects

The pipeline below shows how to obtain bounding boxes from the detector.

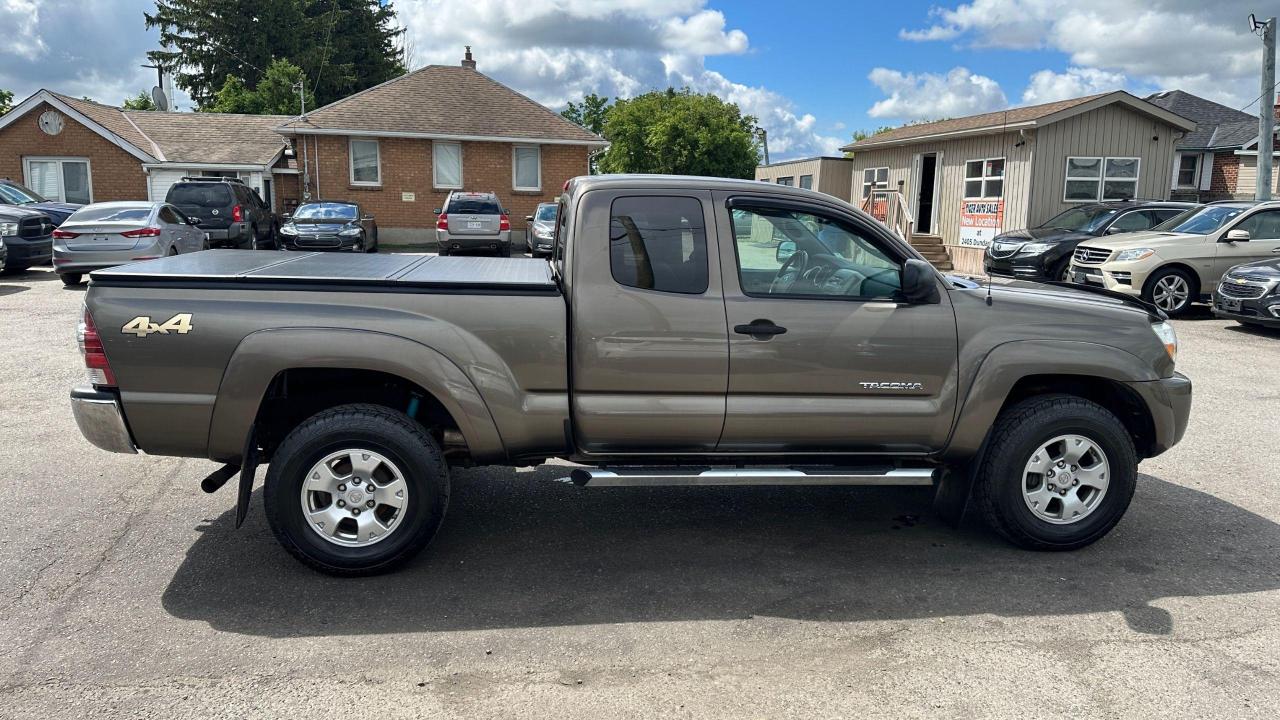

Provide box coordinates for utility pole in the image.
[294,79,310,202]
[1252,14,1276,200]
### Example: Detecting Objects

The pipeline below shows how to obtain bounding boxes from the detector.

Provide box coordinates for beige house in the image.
[754,156,854,199]
[842,91,1196,275]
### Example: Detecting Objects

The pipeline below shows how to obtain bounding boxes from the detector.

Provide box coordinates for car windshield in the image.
[293,203,358,221]
[534,204,557,222]
[0,183,44,204]
[168,184,233,207]
[68,205,153,223]
[1039,206,1118,232]
[1154,206,1244,235]
[449,196,501,214]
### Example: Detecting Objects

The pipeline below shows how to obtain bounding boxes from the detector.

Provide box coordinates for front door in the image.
[569,190,728,453]
[1214,209,1280,286]
[713,193,959,454]
[916,154,938,234]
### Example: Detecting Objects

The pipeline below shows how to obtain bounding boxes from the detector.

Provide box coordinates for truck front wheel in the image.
[974,394,1137,550]
[263,404,450,575]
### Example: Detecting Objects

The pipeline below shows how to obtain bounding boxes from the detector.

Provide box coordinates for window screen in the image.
[609,196,709,294]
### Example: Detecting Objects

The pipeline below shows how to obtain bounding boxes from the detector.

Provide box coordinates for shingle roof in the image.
[126,111,290,164]
[53,93,159,159]
[1144,90,1257,149]
[277,65,605,144]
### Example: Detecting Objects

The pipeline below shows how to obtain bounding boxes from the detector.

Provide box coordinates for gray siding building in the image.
[754,156,854,200]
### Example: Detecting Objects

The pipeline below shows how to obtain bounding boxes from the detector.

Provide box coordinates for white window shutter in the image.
[1199,153,1213,191]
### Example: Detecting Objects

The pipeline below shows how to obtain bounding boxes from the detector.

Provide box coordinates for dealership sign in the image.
[958,200,1004,248]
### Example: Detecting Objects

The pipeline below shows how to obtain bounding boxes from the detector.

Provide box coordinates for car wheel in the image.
[168,245,178,256]
[60,273,83,286]
[263,403,450,576]
[202,239,211,251]
[497,245,512,258]
[1053,257,1071,282]
[438,246,449,257]
[1143,267,1196,317]
[973,394,1136,551]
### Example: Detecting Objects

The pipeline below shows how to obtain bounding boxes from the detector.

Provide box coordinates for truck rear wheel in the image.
[974,394,1136,551]
[263,403,450,576]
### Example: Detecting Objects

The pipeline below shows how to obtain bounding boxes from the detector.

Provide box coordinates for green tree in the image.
[122,91,157,111]
[596,88,760,179]
[561,93,611,135]
[842,126,895,158]
[145,0,405,110]
[0,88,13,117]
[209,58,315,115]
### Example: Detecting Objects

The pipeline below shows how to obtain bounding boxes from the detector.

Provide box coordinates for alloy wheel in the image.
[300,449,409,547]
[1151,275,1190,311]
[1021,434,1110,525]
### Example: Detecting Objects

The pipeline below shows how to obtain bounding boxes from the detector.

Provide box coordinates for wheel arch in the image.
[1142,261,1201,299]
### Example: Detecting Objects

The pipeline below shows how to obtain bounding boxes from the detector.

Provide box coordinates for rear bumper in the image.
[202,224,250,245]
[70,387,137,454]
[437,230,512,252]
[1124,372,1192,458]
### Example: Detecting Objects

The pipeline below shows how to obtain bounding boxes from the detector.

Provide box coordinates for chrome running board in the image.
[569,466,936,488]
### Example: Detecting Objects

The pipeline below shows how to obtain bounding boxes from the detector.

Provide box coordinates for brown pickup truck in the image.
[71,175,1191,575]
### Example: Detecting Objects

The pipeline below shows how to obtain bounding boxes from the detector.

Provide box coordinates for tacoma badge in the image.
[860,381,924,390]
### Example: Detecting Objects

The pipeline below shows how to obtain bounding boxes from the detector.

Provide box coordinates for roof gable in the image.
[1145,90,1258,149]
[277,65,606,145]
[0,91,159,162]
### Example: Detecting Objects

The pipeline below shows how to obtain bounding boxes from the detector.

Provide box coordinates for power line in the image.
[313,0,342,94]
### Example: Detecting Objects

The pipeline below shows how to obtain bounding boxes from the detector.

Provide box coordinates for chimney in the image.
[461,46,476,70]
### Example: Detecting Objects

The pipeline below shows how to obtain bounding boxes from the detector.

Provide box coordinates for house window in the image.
[799,174,814,190]
[433,141,463,189]
[1176,154,1199,188]
[349,139,380,185]
[861,167,888,198]
[24,157,91,204]
[1065,156,1141,202]
[964,157,1005,199]
[776,176,794,186]
[512,145,541,191]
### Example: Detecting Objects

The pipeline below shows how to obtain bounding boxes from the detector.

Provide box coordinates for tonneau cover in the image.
[89,250,558,294]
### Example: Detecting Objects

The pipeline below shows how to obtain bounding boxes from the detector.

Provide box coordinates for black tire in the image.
[1051,256,1071,282]
[438,246,449,257]
[973,394,1137,551]
[497,244,512,258]
[1,263,27,275]
[1143,266,1197,317]
[264,404,450,576]
[168,245,178,256]
[60,273,83,286]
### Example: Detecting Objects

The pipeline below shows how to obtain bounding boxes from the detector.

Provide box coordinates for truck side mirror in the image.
[776,240,798,263]
[901,258,941,304]
[1225,229,1251,242]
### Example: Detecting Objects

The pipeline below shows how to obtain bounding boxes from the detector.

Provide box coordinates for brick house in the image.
[0,90,291,206]
[274,49,607,244]
[1146,90,1280,202]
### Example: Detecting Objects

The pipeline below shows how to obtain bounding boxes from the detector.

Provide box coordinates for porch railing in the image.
[860,189,914,240]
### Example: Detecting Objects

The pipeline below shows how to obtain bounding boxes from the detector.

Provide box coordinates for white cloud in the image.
[901,0,1276,109]
[1,0,46,60]
[866,66,1008,121]
[1022,66,1127,105]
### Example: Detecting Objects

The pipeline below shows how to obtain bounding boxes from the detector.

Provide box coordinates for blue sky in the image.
[2,1,1274,161]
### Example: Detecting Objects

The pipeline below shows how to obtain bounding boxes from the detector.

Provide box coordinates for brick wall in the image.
[299,134,587,242]
[1208,152,1240,199]
[0,101,148,201]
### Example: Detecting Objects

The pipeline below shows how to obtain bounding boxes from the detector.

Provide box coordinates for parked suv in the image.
[1068,201,1280,316]
[0,178,82,226]
[434,191,511,256]
[165,177,276,249]
[986,201,1193,281]
[0,206,54,273]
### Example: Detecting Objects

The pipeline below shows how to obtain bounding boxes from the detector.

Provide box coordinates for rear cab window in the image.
[608,196,709,294]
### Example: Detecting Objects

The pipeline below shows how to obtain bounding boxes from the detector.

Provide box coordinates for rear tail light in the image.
[78,307,117,387]
[52,228,79,239]
[437,214,448,230]
[499,214,510,232]
[232,205,244,222]
[120,227,162,238]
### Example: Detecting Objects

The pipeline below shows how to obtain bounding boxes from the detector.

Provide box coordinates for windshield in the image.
[0,182,43,204]
[534,204,557,222]
[1039,206,1118,232]
[293,202,358,221]
[1155,206,1244,235]
[69,205,153,223]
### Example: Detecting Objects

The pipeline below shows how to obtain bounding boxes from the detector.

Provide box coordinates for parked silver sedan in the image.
[54,202,208,286]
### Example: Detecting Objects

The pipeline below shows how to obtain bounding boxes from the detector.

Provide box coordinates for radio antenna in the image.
[985,109,1013,306]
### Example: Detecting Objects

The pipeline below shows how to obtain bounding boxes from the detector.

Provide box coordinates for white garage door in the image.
[147,169,187,203]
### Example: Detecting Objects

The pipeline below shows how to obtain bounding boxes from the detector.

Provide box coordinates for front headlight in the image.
[1115,248,1155,262]
[279,224,298,236]
[1151,321,1178,362]
[0,221,18,237]
[1019,242,1055,254]
[338,226,362,237]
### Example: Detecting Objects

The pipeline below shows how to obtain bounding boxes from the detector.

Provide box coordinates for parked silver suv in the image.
[434,191,511,256]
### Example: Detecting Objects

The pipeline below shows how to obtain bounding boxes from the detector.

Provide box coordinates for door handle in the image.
[734,319,787,338]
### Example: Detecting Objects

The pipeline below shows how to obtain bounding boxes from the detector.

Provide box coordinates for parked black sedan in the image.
[1213,258,1280,329]
[984,201,1194,281]
[277,201,378,252]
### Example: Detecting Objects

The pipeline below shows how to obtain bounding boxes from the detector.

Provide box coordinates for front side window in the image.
[434,142,463,189]
[1065,156,1140,201]
[1176,154,1199,187]
[799,174,814,190]
[728,205,902,300]
[609,196,708,294]
[1156,206,1244,234]
[349,139,380,185]
[964,157,1005,199]
[861,167,889,198]
[1108,210,1154,233]
[513,145,541,191]
[1233,210,1280,241]
[25,158,91,203]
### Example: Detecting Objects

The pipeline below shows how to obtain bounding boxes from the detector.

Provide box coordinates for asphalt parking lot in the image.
[2,261,1279,719]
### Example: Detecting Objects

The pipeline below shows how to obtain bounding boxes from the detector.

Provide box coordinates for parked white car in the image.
[53,202,208,286]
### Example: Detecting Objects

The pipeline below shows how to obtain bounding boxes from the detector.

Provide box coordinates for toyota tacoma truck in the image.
[70,175,1192,575]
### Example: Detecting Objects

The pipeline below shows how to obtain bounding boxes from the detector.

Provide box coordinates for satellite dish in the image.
[151,85,169,111]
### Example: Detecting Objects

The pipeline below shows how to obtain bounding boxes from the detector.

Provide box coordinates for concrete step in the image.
[909,235,944,247]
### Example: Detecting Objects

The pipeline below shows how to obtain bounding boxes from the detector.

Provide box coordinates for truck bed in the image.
[89,250,559,295]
